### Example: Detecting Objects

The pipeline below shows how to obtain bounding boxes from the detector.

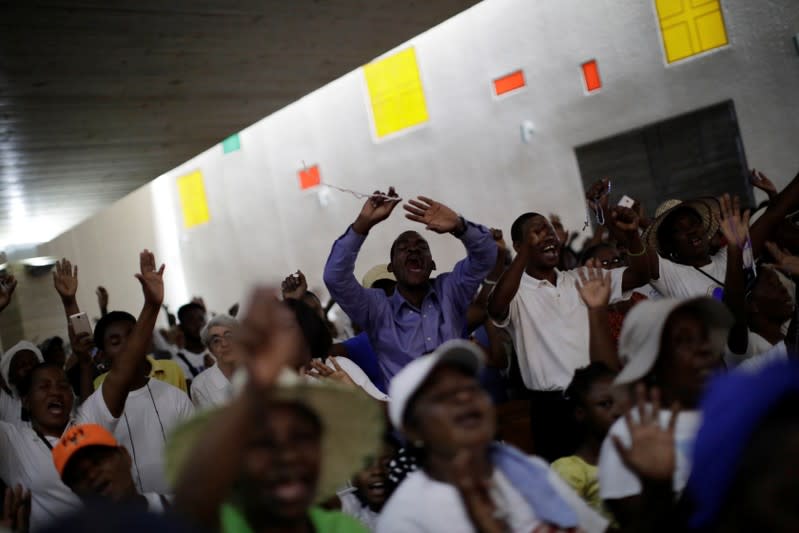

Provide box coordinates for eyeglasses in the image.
[209,331,234,347]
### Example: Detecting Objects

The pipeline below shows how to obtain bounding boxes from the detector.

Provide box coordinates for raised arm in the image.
[101,250,164,417]
[610,206,651,293]
[323,188,399,329]
[487,228,540,322]
[577,265,621,370]
[53,259,80,318]
[174,288,299,529]
[718,195,750,356]
[96,286,109,318]
[749,168,799,257]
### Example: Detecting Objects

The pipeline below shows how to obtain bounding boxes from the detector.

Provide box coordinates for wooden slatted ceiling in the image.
[0,0,480,247]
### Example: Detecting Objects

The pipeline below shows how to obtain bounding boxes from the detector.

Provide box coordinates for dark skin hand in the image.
[1,485,30,533]
[282,271,308,301]
[0,275,18,313]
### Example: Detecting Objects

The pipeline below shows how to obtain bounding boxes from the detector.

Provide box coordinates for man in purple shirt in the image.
[323,187,496,382]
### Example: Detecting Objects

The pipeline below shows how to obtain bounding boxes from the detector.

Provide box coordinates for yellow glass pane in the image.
[363,47,429,138]
[662,23,695,63]
[654,0,728,63]
[695,11,728,51]
[177,170,210,229]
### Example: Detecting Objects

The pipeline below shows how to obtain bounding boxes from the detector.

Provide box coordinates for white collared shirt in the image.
[190,364,233,409]
[496,267,628,391]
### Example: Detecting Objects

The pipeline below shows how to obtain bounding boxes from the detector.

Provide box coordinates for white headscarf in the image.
[0,341,44,397]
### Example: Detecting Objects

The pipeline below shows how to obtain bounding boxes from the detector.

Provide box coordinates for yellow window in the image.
[363,47,429,139]
[177,170,211,229]
[655,0,729,63]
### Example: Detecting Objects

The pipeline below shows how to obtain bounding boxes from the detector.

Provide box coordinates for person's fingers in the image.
[635,382,647,425]
[330,357,344,372]
[405,214,425,224]
[732,195,740,216]
[387,186,398,198]
[602,269,612,286]
[667,401,680,434]
[416,196,435,207]
[577,268,588,286]
[407,198,430,211]
[403,204,426,217]
[742,209,751,229]
[650,387,661,425]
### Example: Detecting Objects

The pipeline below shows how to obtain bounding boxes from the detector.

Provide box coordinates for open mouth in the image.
[690,237,703,248]
[406,256,423,273]
[541,242,559,258]
[270,472,312,502]
[454,409,485,428]
[93,480,112,496]
[47,399,65,416]
[367,481,386,496]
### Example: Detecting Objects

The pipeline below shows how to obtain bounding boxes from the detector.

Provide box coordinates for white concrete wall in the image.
[38,0,799,324]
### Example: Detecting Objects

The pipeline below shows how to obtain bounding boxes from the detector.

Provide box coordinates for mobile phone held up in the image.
[69,312,93,336]
[617,195,635,209]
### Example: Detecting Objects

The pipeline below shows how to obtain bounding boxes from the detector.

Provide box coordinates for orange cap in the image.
[52,424,119,477]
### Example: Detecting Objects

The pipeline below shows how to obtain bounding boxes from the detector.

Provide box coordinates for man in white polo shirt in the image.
[488,209,650,462]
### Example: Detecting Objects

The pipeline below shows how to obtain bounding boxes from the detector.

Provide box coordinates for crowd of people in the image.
[0,168,798,532]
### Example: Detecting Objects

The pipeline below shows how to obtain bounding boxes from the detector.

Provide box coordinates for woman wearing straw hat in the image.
[645,168,799,300]
[172,288,384,533]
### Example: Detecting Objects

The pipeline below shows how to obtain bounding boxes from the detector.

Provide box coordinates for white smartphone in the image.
[617,195,635,209]
[69,312,93,336]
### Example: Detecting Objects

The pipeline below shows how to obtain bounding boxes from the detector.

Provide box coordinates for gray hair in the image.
[200,315,239,347]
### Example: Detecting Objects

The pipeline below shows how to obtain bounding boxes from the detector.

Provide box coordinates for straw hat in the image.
[361,264,396,289]
[165,370,385,502]
[643,198,720,256]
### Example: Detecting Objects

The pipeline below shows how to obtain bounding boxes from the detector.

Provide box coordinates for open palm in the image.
[577,265,611,309]
[135,249,165,305]
[53,259,79,299]
[718,194,750,247]
[404,196,461,234]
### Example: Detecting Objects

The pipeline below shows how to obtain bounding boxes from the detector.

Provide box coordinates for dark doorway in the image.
[575,100,752,218]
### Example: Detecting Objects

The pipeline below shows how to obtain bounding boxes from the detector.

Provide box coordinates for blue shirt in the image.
[342,332,386,393]
[323,222,495,382]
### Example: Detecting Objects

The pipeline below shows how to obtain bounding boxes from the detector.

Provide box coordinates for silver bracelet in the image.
[483,279,498,287]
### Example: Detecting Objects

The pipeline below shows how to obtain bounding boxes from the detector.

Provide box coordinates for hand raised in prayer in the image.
[134,249,165,306]
[53,259,79,300]
[0,275,17,313]
[765,242,799,277]
[1,485,30,533]
[718,194,750,248]
[404,196,464,234]
[750,168,777,199]
[281,270,308,301]
[305,357,356,388]
[612,384,679,483]
[353,187,401,234]
[96,286,109,312]
[239,287,302,390]
[576,265,612,309]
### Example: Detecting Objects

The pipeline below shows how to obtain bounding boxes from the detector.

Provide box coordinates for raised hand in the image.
[765,242,799,276]
[1,484,30,533]
[750,168,777,199]
[306,357,357,388]
[281,270,308,300]
[0,275,17,313]
[610,205,641,236]
[718,194,751,248]
[134,249,165,306]
[53,259,79,300]
[239,287,303,389]
[69,332,95,367]
[612,384,679,483]
[96,286,109,314]
[586,177,611,212]
[577,265,612,309]
[403,196,464,234]
[353,187,401,234]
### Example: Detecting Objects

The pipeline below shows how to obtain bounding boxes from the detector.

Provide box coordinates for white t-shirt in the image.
[0,390,23,426]
[338,488,380,531]
[190,364,232,409]
[724,330,777,368]
[598,409,701,500]
[0,388,117,531]
[377,457,608,533]
[495,267,630,391]
[112,379,193,494]
[738,342,788,372]
[651,249,727,300]
[143,492,171,513]
[170,348,212,380]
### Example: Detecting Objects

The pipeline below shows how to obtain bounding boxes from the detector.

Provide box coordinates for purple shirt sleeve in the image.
[439,221,496,313]
[323,226,383,331]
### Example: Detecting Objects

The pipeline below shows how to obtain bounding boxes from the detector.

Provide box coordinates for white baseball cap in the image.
[388,339,484,430]
[615,297,733,386]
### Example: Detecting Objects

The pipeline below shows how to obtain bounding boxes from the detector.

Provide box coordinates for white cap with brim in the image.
[388,339,484,430]
[615,297,734,386]
[361,264,396,289]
